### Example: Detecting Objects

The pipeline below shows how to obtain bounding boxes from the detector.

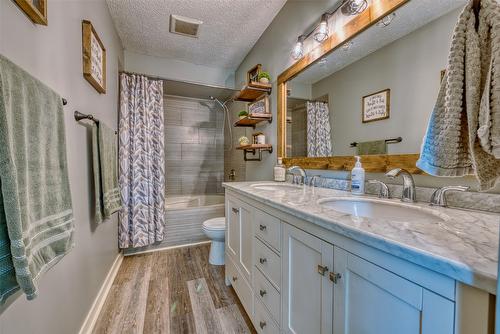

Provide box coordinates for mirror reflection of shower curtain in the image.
[306,101,333,157]
[118,73,165,248]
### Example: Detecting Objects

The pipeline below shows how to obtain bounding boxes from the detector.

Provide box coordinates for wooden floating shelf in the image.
[236,144,273,150]
[234,113,272,128]
[235,82,272,102]
[236,144,273,161]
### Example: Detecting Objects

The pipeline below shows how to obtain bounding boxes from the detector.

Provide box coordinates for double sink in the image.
[250,182,446,224]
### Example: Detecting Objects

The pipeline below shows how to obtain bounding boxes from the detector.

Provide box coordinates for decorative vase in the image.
[259,77,269,84]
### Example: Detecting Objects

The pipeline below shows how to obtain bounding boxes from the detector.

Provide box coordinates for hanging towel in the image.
[92,122,121,223]
[356,140,387,155]
[0,54,74,302]
[417,0,500,190]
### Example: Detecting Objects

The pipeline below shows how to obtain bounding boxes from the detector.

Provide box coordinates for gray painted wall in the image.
[0,0,124,333]
[311,9,459,156]
[235,0,340,181]
[164,96,224,195]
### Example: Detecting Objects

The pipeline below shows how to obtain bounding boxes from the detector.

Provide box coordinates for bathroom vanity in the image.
[223,181,497,334]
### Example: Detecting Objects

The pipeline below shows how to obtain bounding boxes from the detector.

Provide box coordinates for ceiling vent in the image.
[169,15,202,38]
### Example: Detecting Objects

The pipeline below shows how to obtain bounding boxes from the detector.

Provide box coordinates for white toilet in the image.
[202,217,226,265]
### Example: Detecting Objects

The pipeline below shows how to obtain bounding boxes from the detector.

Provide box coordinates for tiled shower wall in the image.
[224,100,247,182]
[164,96,224,196]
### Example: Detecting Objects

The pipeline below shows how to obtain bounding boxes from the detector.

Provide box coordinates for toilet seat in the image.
[202,217,226,231]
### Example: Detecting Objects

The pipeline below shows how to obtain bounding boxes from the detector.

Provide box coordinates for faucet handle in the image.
[368,180,390,198]
[430,186,469,207]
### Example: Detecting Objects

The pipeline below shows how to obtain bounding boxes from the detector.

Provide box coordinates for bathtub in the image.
[163,194,225,247]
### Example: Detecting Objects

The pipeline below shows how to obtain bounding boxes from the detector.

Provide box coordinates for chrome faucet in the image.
[430,186,469,207]
[368,180,390,198]
[385,168,416,202]
[287,166,307,185]
[309,175,321,187]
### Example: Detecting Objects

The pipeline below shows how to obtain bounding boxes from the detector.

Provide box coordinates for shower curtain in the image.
[307,101,333,157]
[118,73,165,248]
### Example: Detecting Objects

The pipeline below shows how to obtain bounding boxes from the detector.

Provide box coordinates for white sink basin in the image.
[317,197,445,222]
[250,183,303,191]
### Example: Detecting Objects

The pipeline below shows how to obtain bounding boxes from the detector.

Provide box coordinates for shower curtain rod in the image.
[118,71,238,92]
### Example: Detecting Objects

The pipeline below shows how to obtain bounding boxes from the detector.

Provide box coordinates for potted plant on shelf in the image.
[258,71,271,84]
[238,110,248,119]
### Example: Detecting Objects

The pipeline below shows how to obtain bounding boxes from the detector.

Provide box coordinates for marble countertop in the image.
[223,181,500,294]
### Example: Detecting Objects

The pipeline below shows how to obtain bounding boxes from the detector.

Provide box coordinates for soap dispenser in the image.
[351,156,365,195]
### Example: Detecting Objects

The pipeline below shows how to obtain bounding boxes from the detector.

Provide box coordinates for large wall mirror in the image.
[278,0,467,172]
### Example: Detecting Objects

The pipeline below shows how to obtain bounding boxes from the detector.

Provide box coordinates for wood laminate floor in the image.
[93,244,256,334]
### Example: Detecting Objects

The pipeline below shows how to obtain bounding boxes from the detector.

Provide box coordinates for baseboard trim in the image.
[78,252,123,334]
[124,240,211,256]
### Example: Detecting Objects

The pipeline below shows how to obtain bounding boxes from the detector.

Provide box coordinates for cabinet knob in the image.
[259,289,267,297]
[259,224,267,231]
[259,321,267,329]
[329,272,342,284]
[259,257,267,264]
[232,207,239,214]
[232,276,238,282]
[317,264,328,276]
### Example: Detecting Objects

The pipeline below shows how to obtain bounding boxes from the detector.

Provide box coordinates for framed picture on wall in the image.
[362,89,390,123]
[14,0,47,25]
[82,20,106,94]
[248,94,269,116]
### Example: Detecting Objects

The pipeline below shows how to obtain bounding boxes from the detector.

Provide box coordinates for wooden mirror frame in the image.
[277,0,422,174]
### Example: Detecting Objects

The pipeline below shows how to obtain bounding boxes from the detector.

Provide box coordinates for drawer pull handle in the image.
[259,321,267,329]
[232,276,238,282]
[259,257,267,264]
[259,224,267,231]
[317,265,328,276]
[259,289,267,297]
[232,207,239,214]
[329,272,342,284]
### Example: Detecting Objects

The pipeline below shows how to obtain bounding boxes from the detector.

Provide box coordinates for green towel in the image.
[0,54,74,302]
[356,140,388,155]
[92,122,121,223]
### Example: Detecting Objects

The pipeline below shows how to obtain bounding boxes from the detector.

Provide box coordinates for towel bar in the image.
[74,111,117,134]
[350,136,402,147]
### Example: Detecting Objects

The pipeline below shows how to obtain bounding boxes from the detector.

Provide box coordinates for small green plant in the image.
[238,110,248,117]
[258,71,271,81]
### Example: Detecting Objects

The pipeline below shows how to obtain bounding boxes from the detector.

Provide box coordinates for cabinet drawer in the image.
[254,266,280,324]
[254,209,281,252]
[254,238,281,290]
[226,255,253,317]
[254,297,280,334]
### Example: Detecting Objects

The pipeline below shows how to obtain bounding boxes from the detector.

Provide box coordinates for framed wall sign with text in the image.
[362,89,390,123]
[82,20,106,94]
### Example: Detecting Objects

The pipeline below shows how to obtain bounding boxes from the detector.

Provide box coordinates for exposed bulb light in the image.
[291,35,305,60]
[341,0,368,16]
[342,41,353,50]
[377,13,396,27]
[314,14,330,43]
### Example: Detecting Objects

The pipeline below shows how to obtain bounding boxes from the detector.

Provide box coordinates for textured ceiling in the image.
[292,0,468,84]
[106,0,287,69]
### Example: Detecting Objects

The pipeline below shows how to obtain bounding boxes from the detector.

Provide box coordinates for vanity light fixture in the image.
[291,35,305,60]
[340,0,368,16]
[377,12,396,27]
[314,13,330,43]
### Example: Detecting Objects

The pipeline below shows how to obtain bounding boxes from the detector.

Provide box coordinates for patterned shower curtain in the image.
[118,73,165,248]
[306,101,333,157]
